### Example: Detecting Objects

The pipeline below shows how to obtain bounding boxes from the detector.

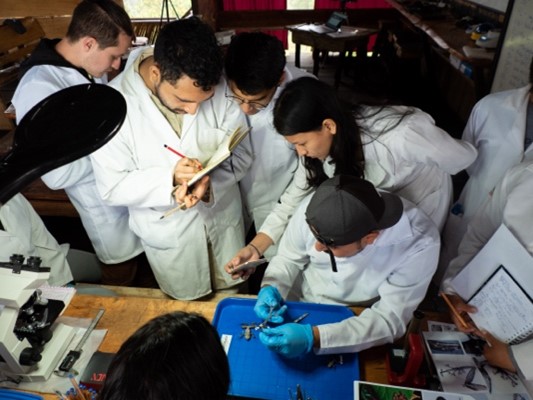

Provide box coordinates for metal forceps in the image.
[256,305,274,330]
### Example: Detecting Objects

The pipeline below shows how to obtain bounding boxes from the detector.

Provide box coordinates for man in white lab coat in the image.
[224,32,313,260]
[441,157,533,392]
[253,175,439,357]
[440,57,533,274]
[11,0,143,285]
[91,18,252,300]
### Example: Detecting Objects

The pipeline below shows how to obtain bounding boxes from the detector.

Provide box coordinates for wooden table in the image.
[287,24,378,88]
[385,0,494,98]
[17,293,446,399]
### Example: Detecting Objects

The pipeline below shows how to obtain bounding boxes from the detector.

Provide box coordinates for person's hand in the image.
[254,286,287,323]
[479,330,516,372]
[173,157,203,186]
[224,244,260,280]
[173,176,210,209]
[446,294,478,334]
[259,323,314,358]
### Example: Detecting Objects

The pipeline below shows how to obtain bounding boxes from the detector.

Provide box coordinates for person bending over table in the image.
[252,175,439,358]
[225,77,475,279]
[99,311,229,400]
[224,31,314,260]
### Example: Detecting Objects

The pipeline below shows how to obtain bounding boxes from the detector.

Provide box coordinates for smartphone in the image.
[230,259,268,274]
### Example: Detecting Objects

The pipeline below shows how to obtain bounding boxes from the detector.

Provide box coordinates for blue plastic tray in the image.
[213,297,360,399]
[0,389,42,400]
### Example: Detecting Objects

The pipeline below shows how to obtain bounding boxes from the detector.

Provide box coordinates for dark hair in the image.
[273,77,365,187]
[67,0,134,48]
[153,17,222,90]
[98,312,230,400]
[225,31,286,95]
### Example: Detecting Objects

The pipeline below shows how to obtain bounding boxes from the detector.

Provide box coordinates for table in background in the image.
[385,0,494,99]
[287,24,378,88]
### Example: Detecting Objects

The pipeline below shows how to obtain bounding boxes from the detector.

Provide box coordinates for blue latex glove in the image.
[259,323,314,358]
[254,286,287,323]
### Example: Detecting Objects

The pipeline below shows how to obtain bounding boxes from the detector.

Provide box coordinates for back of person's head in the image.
[98,312,230,400]
[67,0,134,48]
[274,77,364,186]
[225,31,286,95]
[154,17,222,90]
[306,175,403,245]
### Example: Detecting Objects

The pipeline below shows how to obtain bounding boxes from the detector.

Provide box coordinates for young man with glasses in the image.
[253,175,439,358]
[224,32,314,261]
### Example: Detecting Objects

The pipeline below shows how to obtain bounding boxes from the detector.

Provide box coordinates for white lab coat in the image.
[239,64,312,259]
[263,194,440,354]
[11,64,142,264]
[440,85,533,273]
[442,158,533,386]
[0,194,73,286]
[91,47,252,300]
[260,106,477,244]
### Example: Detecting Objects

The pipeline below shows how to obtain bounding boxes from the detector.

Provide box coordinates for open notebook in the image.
[187,125,251,186]
[450,224,533,344]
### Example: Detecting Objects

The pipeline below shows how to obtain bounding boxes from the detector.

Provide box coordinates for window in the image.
[123,0,192,19]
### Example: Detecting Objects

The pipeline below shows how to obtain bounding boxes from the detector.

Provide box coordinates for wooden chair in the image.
[0,17,45,130]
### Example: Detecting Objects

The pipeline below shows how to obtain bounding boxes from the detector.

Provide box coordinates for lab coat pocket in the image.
[130,207,199,250]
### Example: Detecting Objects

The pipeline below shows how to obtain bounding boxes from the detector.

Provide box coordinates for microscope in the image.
[0,83,127,382]
[0,255,76,381]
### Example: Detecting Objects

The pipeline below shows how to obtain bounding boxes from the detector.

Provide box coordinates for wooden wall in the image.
[0,0,124,38]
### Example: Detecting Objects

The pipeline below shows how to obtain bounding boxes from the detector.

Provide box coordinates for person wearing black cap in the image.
[254,175,440,358]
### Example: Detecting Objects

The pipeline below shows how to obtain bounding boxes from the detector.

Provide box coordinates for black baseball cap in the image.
[306,175,403,246]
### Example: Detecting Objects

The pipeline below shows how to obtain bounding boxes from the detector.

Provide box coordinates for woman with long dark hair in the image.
[226,77,477,276]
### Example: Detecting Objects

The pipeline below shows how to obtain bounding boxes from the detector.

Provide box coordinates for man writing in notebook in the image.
[252,175,439,356]
[441,157,533,387]
[91,18,252,300]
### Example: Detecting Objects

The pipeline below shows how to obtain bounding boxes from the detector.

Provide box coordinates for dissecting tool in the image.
[255,305,274,330]
[293,312,309,324]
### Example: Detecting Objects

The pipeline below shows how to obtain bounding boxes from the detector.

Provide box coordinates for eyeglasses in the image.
[225,87,271,111]
[308,223,338,273]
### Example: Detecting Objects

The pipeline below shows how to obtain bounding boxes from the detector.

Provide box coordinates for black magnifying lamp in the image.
[0,83,126,205]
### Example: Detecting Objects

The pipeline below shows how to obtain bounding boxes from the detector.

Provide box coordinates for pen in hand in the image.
[440,292,469,329]
[160,202,188,220]
[164,144,187,158]
[164,144,203,170]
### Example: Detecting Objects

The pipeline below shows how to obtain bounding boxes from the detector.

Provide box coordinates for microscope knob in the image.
[27,256,42,268]
[19,347,42,366]
[10,254,25,264]
[41,328,53,344]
